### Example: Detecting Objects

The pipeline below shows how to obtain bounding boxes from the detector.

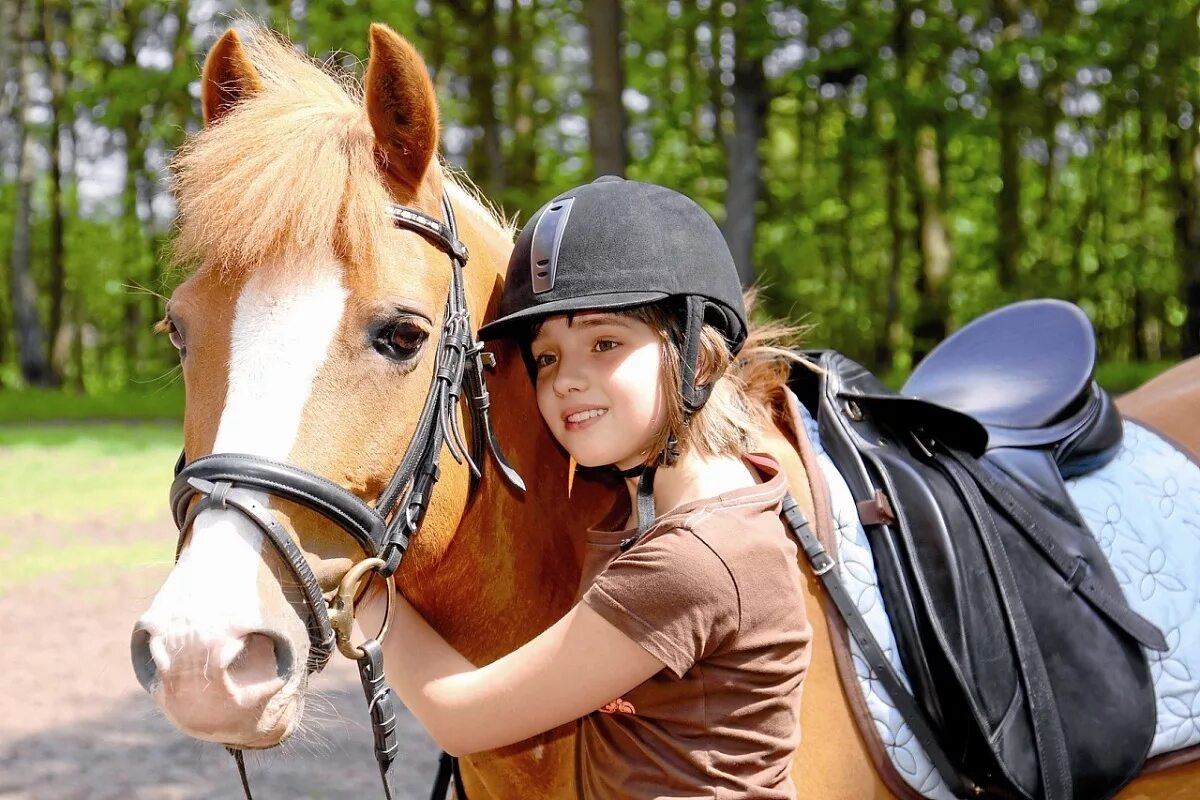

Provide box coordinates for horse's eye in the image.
[162,316,186,356]
[375,319,429,361]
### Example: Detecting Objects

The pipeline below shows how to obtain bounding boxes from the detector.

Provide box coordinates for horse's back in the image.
[1118,356,1200,456]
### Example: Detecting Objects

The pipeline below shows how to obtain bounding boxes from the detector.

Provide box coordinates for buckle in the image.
[812,554,836,576]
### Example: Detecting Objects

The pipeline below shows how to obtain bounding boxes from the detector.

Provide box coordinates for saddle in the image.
[788,300,1168,799]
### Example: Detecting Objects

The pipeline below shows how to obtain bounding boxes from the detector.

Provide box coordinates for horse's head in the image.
[131,25,519,749]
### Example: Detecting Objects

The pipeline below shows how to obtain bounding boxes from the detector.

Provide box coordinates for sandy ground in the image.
[0,512,442,800]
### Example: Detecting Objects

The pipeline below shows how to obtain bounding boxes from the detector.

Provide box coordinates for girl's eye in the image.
[374,318,429,362]
[594,339,619,353]
[534,352,557,369]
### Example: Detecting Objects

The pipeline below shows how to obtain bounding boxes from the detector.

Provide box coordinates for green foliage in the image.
[2,0,1198,394]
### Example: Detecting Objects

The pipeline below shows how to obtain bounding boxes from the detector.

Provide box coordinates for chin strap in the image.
[619,467,657,551]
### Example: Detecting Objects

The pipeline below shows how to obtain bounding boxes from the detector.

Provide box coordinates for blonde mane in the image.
[171,29,511,280]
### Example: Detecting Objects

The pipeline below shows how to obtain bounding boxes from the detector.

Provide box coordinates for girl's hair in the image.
[528,290,808,464]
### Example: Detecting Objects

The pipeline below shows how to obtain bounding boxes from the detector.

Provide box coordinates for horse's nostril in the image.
[228,632,294,687]
[130,626,158,691]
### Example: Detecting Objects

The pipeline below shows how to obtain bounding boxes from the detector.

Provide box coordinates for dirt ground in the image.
[0,512,442,800]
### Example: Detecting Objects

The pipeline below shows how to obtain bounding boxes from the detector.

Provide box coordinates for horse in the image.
[132,24,1200,799]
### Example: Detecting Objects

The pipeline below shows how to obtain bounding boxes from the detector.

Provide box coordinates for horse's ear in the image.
[365,23,440,191]
[201,29,263,126]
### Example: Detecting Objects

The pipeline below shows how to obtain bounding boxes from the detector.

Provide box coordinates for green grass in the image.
[0,421,180,592]
[0,384,184,423]
[0,539,170,590]
[0,422,181,523]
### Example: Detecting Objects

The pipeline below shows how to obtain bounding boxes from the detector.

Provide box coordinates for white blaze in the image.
[142,263,348,645]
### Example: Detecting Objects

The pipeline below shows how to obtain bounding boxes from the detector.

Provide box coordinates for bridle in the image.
[168,191,522,799]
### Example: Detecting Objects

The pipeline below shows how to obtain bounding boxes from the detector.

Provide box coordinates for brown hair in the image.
[530,290,808,465]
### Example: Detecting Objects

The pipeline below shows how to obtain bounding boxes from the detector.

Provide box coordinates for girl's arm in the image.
[356,588,663,757]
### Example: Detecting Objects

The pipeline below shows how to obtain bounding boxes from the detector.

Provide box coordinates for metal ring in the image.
[329,557,396,661]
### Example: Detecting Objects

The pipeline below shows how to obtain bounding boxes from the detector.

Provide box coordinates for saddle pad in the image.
[791,398,1200,799]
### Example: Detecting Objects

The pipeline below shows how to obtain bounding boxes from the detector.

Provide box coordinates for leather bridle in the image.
[168,192,522,799]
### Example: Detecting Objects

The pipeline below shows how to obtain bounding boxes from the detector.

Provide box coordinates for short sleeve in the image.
[580,528,741,678]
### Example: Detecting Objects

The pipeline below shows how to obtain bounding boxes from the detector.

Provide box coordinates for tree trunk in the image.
[994,1,1023,292]
[505,0,538,205]
[1167,128,1200,357]
[584,0,627,176]
[0,0,20,122]
[839,115,855,285]
[723,42,766,288]
[118,0,148,379]
[43,1,68,367]
[464,0,504,195]
[911,124,952,362]
[995,78,1022,292]
[876,134,905,371]
[8,0,57,387]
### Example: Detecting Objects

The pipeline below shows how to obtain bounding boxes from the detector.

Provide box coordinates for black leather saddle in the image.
[789,299,1167,800]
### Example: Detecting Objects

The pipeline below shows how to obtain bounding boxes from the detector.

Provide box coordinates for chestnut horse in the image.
[133,25,1200,799]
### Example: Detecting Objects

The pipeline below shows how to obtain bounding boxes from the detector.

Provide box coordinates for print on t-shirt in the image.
[599,697,636,715]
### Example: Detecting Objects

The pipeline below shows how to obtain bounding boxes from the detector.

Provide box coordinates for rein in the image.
[169,192,521,799]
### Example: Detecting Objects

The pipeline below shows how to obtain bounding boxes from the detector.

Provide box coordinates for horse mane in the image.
[170,28,512,281]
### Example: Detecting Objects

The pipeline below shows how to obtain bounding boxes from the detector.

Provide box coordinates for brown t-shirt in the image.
[576,454,812,799]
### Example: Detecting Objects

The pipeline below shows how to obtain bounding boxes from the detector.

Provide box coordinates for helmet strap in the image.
[619,467,658,551]
[615,463,647,478]
[679,296,713,414]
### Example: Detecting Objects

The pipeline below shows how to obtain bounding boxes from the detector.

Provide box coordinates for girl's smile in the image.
[563,405,609,430]
[531,312,666,469]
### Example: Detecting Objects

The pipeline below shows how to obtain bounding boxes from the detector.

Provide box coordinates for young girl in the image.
[362,176,811,798]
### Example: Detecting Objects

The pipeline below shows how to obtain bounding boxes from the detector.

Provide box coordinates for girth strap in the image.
[430,752,467,800]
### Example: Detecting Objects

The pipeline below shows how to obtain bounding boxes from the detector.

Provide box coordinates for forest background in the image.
[3,0,1200,412]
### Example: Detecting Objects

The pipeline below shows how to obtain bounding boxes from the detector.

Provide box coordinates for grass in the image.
[0,384,184,423]
[0,539,170,591]
[0,422,180,524]
[0,421,181,592]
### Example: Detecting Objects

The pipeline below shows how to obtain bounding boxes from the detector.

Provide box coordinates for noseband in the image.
[168,192,522,799]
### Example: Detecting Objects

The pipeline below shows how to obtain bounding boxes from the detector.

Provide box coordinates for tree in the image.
[585,0,628,176]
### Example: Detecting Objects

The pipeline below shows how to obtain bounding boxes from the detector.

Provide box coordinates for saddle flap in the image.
[842,392,989,457]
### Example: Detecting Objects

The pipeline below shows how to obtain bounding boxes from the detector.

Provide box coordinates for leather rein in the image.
[168,192,522,799]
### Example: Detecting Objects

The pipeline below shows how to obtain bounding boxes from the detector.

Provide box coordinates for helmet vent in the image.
[529,196,575,294]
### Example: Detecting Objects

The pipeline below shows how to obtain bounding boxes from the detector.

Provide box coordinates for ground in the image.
[0,425,441,800]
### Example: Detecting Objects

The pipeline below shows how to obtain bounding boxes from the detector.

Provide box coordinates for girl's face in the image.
[530,312,666,469]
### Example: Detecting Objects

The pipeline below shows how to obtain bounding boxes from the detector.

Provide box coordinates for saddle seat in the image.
[901,299,1123,477]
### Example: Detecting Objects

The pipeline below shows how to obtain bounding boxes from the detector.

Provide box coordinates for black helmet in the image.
[478,176,747,413]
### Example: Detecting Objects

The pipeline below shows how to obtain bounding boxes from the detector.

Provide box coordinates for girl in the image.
[362,176,811,798]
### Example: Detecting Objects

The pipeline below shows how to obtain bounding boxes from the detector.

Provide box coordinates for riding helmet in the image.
[478,176,747,414]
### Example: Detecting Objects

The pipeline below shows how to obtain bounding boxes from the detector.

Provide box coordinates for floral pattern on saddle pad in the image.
[790,396,1200,800]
